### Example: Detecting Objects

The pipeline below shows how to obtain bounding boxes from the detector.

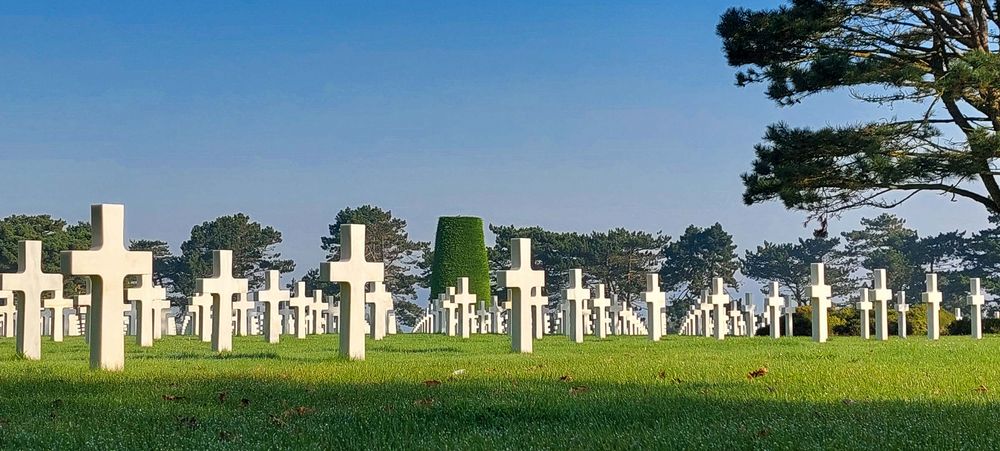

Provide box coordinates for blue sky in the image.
[0,1,989,286]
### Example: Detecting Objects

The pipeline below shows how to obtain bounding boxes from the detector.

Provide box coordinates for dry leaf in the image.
[842,398,855,405]
[559,375,573,382]
[975,384,989,393]
[423,380,442,387]
[240,398,251,408]
[414,397,435,407]
[569,385,590,396]
[747,367,768,380]
[657,370,666,380]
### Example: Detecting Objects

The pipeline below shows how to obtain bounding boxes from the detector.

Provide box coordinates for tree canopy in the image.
[719,1,1000,227]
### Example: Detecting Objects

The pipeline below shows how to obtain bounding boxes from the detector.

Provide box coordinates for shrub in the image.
[428,216,491,303]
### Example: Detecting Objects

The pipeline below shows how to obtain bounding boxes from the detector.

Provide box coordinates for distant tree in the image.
[719,1,1000,227]
[488,225,583,300]
[318,205,429,327]
[176,214,294,295]
[660,223,739,316]
[581,228,669,307]
[0,215,91,294]
[742,237,848,305]
[128,239,180,295]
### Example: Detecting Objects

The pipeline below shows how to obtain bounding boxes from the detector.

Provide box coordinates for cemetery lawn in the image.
[1,336,999,450]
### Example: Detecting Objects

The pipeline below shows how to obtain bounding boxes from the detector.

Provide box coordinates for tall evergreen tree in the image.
[742,237,848,305]
[719,1,1000,227]
[659,223,739,316]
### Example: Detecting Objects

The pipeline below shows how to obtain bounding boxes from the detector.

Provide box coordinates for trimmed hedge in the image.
[429,216,491,304]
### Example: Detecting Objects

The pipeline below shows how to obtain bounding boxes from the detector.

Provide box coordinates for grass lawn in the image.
[0,334,998,450]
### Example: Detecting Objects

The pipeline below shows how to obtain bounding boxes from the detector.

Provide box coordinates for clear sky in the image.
[0,1,989,286]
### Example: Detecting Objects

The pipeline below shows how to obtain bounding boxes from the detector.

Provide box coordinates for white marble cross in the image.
[188,293,213,342]
[0,240,64,360]
[255,270,289,343]
[232,286,256,337]
[452,278,477,339]
[742,292,756,337]
[968,278,985,340]
[196,250,248,352]
[727,301,742,336]
[870,269,892,341]
[476,300,489,334]
[0,290,14,338]
[488,296,504,334]
[126,273,167,347]
[563,269,591,343]
[641,273,666,341]
[44,293,74,343]
[806,263,832,343]
[324,295,340,334]
[497,238,545,353]
[441,288,459,336]
[608,295,626,335]
[765,282,783,339]
[365,282,393,340]
[288,281,312,339]
[589,284,610,338]
[708,278,729,340]
[309,290,325,334]
[699,288,713,337]
[61,204,152,371]
[922,274,942,340]
[895,291,909,339]
[857,288,873,340]
[320,224,385,360]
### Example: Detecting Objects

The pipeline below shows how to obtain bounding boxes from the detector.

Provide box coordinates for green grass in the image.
[1,334,999,450]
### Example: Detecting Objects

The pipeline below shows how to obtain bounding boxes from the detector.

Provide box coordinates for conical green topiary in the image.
[429,216,491,304]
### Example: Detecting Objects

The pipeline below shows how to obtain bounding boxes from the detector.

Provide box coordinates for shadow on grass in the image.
[374,345,464,354]
[134,352,283,361]
[1,372,999,450]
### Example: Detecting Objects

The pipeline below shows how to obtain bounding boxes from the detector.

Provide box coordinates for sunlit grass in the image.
[0,334,998,449]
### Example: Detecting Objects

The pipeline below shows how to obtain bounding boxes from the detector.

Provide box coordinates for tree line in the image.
[2,207,998,326]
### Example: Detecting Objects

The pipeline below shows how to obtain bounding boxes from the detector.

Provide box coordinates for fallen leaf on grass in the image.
[414,397,435,407]
[278,406,315,418]
[569,386,590,396]
[218,430,236,442]
[842,398,855,405]
[975,384,989,393]
[269,414,286,427]
[240,398,251,408]
[162,395,187,401]
[757,427,771,438]
[747,367,768,380]
[423,380,442,387]
[177,416,199,430]
[559,375,573,382]
[657,370,666,380]
[217,392,228,404]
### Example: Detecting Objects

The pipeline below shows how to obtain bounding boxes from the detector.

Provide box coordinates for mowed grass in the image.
[0,333,999,450]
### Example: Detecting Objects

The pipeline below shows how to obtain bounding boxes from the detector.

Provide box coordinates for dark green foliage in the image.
[488,225,666,308]
[320,205,430,302]
[742,237,847,305]
[0,215,91,294]
[176,214,294,294]
[430,217,491,303]
[127,239,179,295]
[661,224,739,317]
[719,1,1000,221]
[948,317,1000,336]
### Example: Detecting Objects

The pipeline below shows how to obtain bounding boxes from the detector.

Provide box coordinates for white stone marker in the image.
[727,301,741,336]
[968,278,985,340]
[922,274,941,340]
[564,269,590,343]
[73,281,92,341]
[0,290,14,338]
[589,284,611,338]
[489,296,503,334]
[641,273,667,342]
[61,204,152,371]
[783,297,796,337]
[857,289,873,340]
[324,295,340,334]
[256,270,289,344]
[497,238,545,353]
[197,250,248,352]
[608,296,625,335]
[188,294,213,342]
[806,263,832,343]
[287,281,312,339]
[320,224,385,360]
[441,289,459,336]
[126,273,167,347]
[765,282,784,339]
[0,240,64,360]
[895,291,909,339]
[232,287,255,337]
[151,297,171,339]
[870,269,892,341]
[742,293,756,337]
[708,278,728,340]
[699,288,713,337]
[309,290,325,334]
[452,278,477,339]
[44,293,74,342]
[475,301,489,333]
[365,282,393,340]
[955,308,963,321]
